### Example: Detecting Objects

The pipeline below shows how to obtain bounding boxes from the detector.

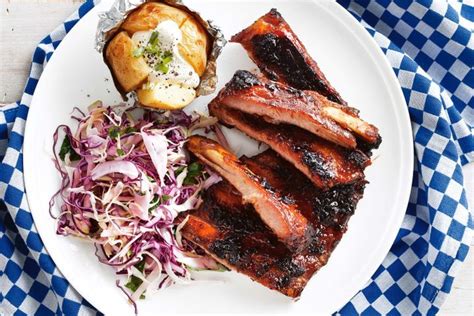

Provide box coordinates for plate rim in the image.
[23,0,414,314]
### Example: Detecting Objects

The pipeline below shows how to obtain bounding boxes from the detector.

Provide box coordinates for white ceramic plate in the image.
[24,0,413,314]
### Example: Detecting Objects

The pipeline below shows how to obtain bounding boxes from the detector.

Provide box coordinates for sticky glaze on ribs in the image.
[211,70,381,150]
[209,102,369,190]
[231,9,345,104]
[212,70,354,148]
[231,10,382,151]
[181,151,366,298]
[186,136,313,252]
[180,8,382,298]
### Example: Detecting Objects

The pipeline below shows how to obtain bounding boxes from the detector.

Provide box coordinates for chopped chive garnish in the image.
[144,45,160,55]
[155,62,169,74]
[162,56,173,64]
[162,50,173,59]
[154,51,173,74]
[148,31,159,46]
[132,47,144,58]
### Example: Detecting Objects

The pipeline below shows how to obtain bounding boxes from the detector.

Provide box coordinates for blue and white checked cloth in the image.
[1,0,473,315]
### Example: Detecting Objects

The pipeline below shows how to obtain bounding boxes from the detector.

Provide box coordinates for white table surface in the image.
[0,1,472,315]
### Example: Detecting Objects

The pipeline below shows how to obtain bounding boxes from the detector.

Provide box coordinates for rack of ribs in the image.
[181,150,366,298]
[186,135,314,252]
[180,8,381,299]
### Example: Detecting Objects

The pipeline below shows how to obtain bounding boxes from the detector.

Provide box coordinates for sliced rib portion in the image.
[181,151,366,298]
[186,135,313,252]
[182,194,316,298]
[209,102,369,189]
[241,151,366,230]
[213,70,381,148]
[231,9,346,105]
[225,70,380,147]
[214,71,354,148]
[231,10,382,150]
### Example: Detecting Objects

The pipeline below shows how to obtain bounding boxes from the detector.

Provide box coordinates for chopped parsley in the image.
[183,162,203,185]
[117,148,125,156]
[59,136,80,161]
[175,165,186,176]
[125,260,146,297]
[125,275,142,292]
[123,126,137,135]
[148,194,172,212]
[108,126,120,138]
[148,195,160,212]
[109,126,136,139]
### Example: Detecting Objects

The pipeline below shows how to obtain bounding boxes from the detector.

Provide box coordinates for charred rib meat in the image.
[209,103,369,189]
[211,71,380,149]
[181,151,366,297]
[231,9,345,105]
[231,10,382,150]
[186,136,313,252]
[181,8,381,299]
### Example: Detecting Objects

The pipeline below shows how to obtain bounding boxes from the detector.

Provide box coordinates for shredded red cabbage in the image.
[50,101,222,305]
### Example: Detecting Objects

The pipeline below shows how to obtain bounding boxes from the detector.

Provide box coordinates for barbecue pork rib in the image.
[209,103,369,189]
[181,150,366,298]
[186,136,313,252]
[231,9,347,104]
[231,10,382,150]
[211,70,380,148]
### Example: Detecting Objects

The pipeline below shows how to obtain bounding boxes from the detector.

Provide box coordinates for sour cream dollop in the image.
[132,20,200,89]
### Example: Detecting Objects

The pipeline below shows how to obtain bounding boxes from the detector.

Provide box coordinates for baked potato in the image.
[104,1,210,110]
[105,31,152,92]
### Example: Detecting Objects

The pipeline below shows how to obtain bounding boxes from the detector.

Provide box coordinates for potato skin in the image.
[121,2,188,34]
[179,18,208,76]
[105,31,151,93]
[120,2,208,76]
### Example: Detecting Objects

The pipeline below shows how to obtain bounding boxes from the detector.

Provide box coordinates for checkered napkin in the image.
[1,0,472,314]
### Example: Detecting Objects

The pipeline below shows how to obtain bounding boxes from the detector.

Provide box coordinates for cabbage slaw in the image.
[50,101,222,311]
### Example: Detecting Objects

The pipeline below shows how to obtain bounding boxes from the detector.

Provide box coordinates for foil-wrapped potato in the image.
[104,1,211,110]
